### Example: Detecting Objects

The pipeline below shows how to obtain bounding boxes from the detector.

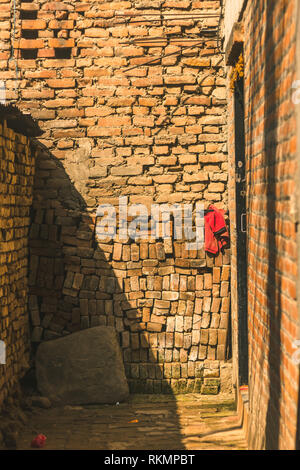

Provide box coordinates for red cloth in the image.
[204,205,229,255]
[31,434,47,448]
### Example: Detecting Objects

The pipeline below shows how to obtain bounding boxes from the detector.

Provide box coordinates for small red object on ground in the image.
[31,434,47,448]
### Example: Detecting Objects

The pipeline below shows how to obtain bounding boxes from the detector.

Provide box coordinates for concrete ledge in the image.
[225,22,244,66]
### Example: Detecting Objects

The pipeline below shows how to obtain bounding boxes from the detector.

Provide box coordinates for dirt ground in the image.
[14,393,247,451]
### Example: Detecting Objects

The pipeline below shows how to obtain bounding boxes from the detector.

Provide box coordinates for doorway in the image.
[234,72,249,386]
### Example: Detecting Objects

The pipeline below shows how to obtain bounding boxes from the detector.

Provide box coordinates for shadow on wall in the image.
[27,142,185,450]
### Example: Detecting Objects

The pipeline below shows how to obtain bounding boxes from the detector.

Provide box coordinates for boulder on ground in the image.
[35,326,129,405]
[29,396,52,409]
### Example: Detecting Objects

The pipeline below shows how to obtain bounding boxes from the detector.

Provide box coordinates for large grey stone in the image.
[35,326,129,405]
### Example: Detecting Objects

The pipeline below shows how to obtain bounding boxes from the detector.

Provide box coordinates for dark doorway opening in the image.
[234,72,249,386]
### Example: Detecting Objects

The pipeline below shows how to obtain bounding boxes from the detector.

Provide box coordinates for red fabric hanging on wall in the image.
[204,205,229,255]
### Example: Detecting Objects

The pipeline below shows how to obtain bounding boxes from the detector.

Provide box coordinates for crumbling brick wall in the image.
[0,0,231,394]
[0,118,36,408]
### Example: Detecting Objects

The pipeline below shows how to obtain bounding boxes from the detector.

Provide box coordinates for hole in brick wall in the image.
[54,48,72,59]
[21,48,38,59]
[0,229,7,241]
[20,10,38,20]
[21,29,38,39]
[56,225,62,241]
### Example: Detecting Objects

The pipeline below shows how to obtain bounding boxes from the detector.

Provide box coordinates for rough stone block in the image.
[35,326,129,405]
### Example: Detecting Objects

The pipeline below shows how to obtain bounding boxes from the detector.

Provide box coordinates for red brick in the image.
[48,38,75,48]
[21,20,47,30]
[47,79,76,88]
[17,39,45,49]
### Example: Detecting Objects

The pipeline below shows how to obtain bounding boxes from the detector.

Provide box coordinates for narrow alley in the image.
[0,0,300,453]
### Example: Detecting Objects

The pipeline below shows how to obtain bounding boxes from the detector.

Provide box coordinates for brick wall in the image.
[0,0,231,393]
[0,118,36,408]
[227,0,300,450]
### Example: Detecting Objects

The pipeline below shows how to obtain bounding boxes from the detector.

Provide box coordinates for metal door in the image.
[234,75,249,386]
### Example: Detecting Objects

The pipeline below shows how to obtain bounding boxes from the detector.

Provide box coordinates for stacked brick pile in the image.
[1,0,230,393]
[29,148,230,392]
[0,119,36,407]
